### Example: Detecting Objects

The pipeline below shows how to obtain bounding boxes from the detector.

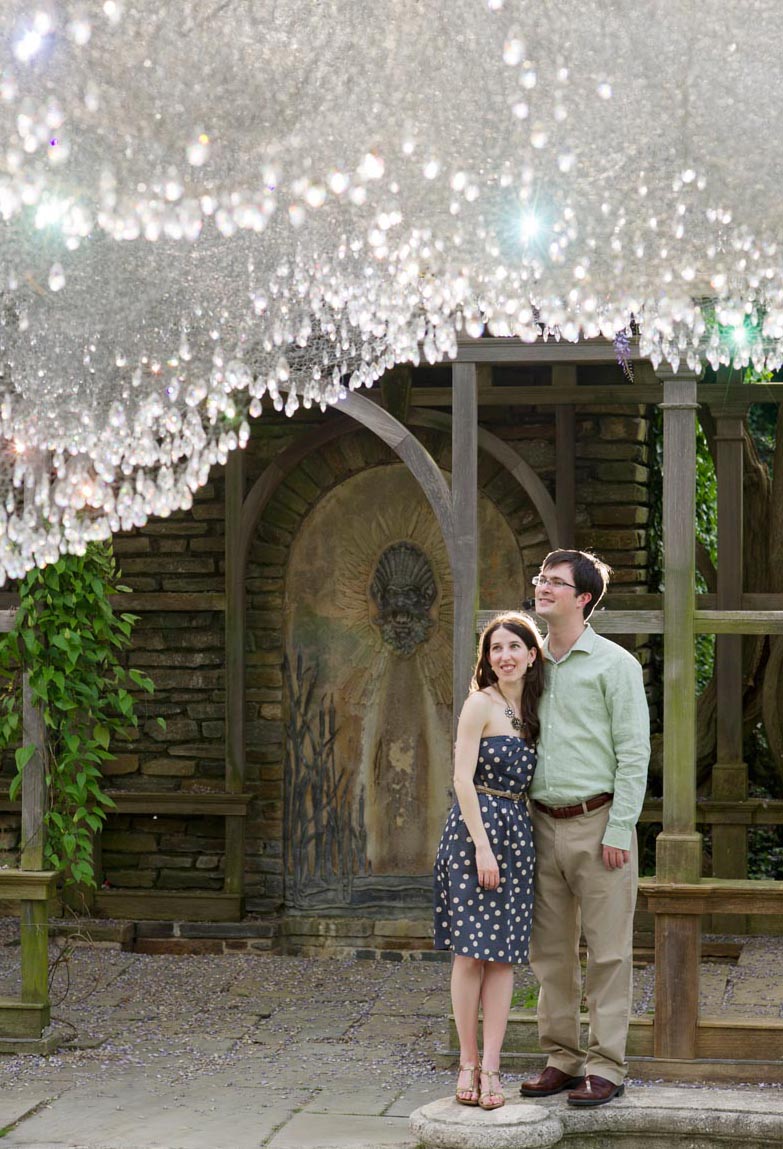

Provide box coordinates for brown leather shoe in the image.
[519,1066,586,1097]
[567,1074,625,1107]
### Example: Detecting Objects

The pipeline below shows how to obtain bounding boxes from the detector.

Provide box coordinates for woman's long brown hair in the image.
[471,612,545,744]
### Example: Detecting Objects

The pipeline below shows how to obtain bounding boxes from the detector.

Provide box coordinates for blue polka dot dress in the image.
[433,735,536,964]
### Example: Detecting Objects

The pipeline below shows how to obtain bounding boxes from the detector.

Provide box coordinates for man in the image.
[519,549,650,1107]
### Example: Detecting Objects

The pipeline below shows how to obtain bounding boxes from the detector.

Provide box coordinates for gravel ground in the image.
[0,915,457,1102]
[0,915,781,1129]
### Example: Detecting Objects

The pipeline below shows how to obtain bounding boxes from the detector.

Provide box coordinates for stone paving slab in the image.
[0,1084,295,1149]
[301,1085,399,1116]
[266,1112,417,1148]
[0,1092,54,1134]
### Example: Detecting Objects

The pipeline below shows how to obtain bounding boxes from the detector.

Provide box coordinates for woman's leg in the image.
[480,961,514,1069]
[451,955,483,1099]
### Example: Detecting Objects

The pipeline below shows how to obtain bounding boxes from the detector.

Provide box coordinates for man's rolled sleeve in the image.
[602,659,650,851]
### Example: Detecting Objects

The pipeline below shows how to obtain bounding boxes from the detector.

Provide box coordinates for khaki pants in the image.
[529,801,637,1085]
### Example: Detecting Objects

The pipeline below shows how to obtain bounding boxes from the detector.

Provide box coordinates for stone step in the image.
[47,914,447,959]
[411,1088,783,1149]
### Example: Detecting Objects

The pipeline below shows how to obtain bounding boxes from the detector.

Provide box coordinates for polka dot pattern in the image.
[433,736,536,965]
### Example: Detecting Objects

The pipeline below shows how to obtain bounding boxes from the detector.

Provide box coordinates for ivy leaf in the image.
[14,744,37,772]
[93,724,111,750]
[0,545,156,889]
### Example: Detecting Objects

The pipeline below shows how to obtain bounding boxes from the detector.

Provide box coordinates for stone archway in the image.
[273,458,527,910]
[225,396,559,906]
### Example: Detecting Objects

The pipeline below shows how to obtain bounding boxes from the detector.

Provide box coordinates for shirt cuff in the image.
[602,823,633,851]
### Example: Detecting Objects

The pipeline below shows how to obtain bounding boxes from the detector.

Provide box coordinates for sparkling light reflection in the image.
[0,0,780,579]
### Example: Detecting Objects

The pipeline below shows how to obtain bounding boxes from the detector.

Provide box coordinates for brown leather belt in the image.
[533,792,613,819]
[475,785,524,803]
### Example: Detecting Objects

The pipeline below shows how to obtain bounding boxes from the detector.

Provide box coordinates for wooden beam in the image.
[20,471,50,1021]
[94,890,244,922]
[224,448,246,902]
[404,382,783,409]
[108,792,252,816]
[0,872,57,900]
[478,607,666,634]
[455,336,634,364]
[640,798,783,826]
[712,413,747,927]
[654,912,700,1059]
[694,611,783,634]
[641,878,783,916]
[20,677,45,872]
[451,363,479,726]
[658,371,701,881]
[554,376,576,548]
[742,593,783,609]
[590,610,664,634]
[409,385,655,407]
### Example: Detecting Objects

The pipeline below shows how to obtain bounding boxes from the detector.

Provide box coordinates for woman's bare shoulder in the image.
[460,688,496,719]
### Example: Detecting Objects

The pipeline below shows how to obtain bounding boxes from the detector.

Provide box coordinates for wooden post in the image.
[553,367,576,549]
[451,363,479,731]
[653,905,700,1059]
[654,369,701,1061]
[711,410,747,931]
[20,675,49,1009]
[380,365,413,424]
[657,370,702,882]
[224,447,246,903]
[20,452,50,1019]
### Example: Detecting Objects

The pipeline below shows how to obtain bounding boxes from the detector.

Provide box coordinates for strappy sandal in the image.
[479,1068,505,1110]
[455,1063,480,1106]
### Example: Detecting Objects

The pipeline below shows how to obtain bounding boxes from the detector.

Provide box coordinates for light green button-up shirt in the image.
[529,624,650,851]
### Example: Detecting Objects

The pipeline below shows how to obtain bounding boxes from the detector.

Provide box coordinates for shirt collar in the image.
[543,623,596,663]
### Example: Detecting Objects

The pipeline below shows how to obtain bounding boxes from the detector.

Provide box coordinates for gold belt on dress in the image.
[475,785,524,803]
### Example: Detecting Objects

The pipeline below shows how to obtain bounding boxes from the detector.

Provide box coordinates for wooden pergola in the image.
[220,334,783,1074]
[3,335,783,1074]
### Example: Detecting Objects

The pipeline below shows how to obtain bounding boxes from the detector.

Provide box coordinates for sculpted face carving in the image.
[370,541,437,656]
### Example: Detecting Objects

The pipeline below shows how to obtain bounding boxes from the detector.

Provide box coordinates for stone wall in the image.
[101,477,228,891]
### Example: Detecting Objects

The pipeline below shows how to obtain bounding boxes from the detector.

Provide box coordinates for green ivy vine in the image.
[0,545,157,886]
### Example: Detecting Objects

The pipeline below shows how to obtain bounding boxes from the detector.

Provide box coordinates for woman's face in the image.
[486,626,534,685]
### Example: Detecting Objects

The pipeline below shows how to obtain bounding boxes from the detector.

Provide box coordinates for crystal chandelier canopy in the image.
[0,0,781,578]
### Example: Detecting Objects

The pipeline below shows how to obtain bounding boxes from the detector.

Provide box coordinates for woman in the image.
[433,612,544,1110]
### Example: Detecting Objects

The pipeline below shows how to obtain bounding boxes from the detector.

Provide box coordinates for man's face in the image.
[533,561,591,623]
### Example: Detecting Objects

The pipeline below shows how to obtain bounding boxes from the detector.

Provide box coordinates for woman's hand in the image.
[476,843,500,890]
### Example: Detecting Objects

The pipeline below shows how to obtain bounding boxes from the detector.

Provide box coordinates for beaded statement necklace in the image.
[496,688,523,733]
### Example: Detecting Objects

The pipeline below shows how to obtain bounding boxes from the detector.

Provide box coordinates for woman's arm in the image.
[452,692,500,890]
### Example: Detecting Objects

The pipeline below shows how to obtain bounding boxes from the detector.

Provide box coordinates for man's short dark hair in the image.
[541,549,612,620]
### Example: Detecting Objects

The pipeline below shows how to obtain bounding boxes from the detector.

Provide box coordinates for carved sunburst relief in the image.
[335,501,453,705]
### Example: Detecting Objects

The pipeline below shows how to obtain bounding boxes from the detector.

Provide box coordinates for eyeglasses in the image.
[532,574,577,590]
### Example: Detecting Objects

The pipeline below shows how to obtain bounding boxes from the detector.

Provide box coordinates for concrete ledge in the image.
[410,1087,783,1148]
[410,1098,561,1149]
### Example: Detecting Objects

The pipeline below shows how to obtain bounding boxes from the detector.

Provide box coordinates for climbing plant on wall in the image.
[0,545,157,887]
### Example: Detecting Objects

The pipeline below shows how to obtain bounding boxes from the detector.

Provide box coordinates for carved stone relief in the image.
[283,461,525,910]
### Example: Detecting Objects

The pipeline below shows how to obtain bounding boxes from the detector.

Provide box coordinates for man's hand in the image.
[602,845,630,870]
